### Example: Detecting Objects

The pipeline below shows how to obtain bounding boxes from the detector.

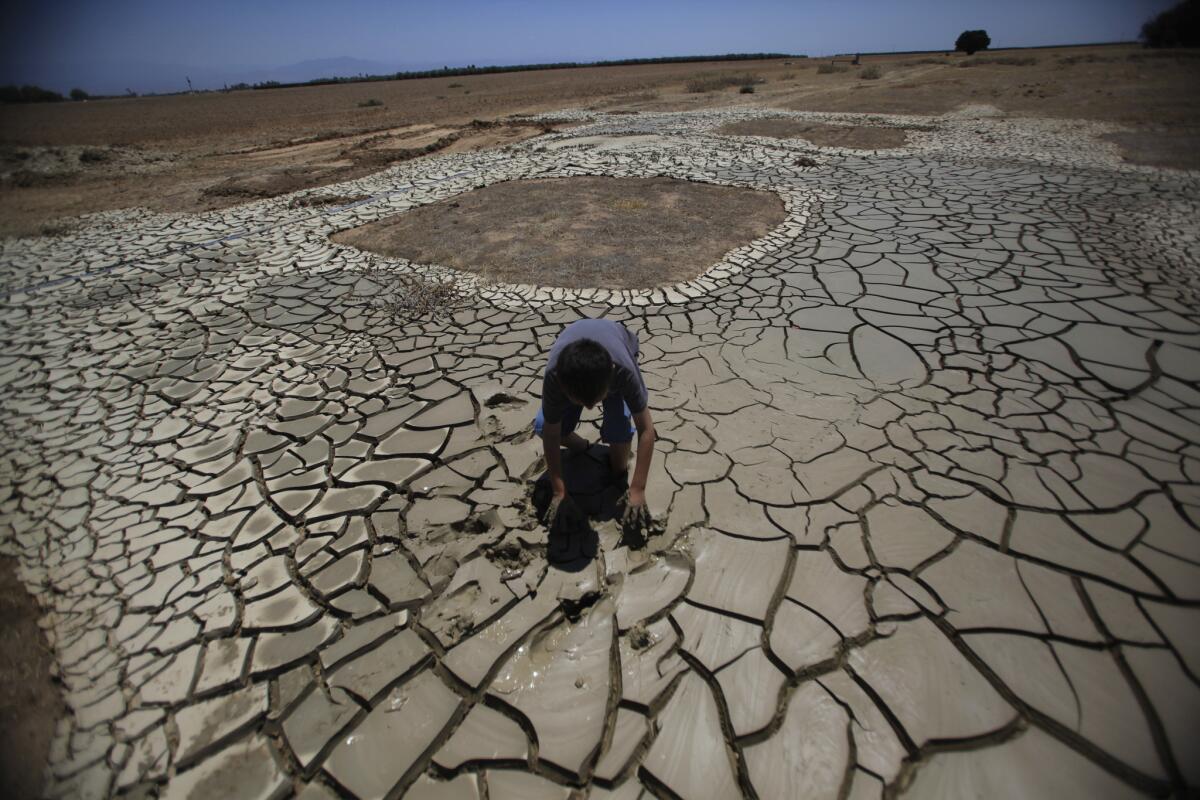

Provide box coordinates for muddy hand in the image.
[545,494,584,534]
[543,494,563,527]
[620,492,651,532]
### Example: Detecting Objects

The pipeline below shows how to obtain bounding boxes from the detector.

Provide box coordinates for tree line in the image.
[2,52,804,102]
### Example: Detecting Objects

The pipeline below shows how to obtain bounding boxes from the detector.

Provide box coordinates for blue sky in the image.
[0,0,1178,94]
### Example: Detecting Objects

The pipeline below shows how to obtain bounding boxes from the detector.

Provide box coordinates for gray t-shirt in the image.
[541,319,647,424]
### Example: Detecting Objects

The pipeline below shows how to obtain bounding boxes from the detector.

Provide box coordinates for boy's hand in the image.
[544,492,583,533]
[620,488,651,534]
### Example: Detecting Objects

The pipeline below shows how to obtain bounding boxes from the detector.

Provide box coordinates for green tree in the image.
[955,30,991,55]
[1142,0,1200,47]
[69,88,89,101]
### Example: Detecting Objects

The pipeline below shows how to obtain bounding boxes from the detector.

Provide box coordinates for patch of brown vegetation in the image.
[0,120,551,236]
[332,176,786,289]
[0,557,63,800]
[781,46,1200,126]
[287,193,371,209]
[716,118,910,149]
[1102,126,1200,171]
[684,72,764,93]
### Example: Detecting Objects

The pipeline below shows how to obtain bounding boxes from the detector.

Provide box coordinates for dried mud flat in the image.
[1,104,1199,800]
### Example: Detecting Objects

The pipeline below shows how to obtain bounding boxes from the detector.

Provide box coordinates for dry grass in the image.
[717,118,910,149]
[287,193,370,209]
[333,176,787,289]
[817,63,849,75]
[360,269,461,318]
[685,72,764,93]
[960,56,1038,67]
[1060,50,1200,66]
[861,65,884,80]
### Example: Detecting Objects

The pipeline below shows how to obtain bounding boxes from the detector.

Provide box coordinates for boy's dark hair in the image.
[558,339,612,406]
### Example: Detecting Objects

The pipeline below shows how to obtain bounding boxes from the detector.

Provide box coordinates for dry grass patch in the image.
[1103,126,1200,170]
[685,72,764,93]
[717,118,909,149]
[332,176,786,289]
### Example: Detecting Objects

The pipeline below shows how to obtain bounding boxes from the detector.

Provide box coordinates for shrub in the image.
[739,85,755,93]
[0,84,65,103]
[816,63,848,74]
[861,65,883,79]
[1142,0,1200,47]
[79,148,108,164]
[955,29,991,55]
[960,56,1037,67]
[685,72,764,92]
[69,88,89,101]
[358,98,384,107]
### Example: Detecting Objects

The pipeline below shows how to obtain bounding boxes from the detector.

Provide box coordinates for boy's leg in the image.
[599,397,635,474]
[534,404,588,453]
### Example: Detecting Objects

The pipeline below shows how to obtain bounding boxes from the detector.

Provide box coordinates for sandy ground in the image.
[1,44,1197,236]
[332,176,787,288]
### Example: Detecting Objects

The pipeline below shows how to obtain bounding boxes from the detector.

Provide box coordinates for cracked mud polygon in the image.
[1,106,1198,799]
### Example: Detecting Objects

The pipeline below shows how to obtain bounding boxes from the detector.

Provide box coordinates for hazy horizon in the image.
[0,0,1179,96]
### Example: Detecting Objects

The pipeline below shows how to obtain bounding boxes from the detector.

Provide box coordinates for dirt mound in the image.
[332,176,787,289]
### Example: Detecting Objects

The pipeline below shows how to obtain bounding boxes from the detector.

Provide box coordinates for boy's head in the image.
[558,338,612,408]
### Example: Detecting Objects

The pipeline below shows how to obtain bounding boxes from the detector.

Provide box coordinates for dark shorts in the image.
[533,394,634,444]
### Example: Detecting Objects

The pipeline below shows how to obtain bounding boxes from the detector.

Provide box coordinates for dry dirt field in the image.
[0,44,1197,236]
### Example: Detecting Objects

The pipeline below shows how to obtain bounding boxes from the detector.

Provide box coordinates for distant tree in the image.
[1142,0,1200,47]
[69,88,89,101]
[955,30,991,55]
[0,84,65,103]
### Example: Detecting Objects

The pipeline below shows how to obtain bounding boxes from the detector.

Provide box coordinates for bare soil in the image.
[1,45,1197,235]
[332,176,787,288]
[716,118,911,148]
[1102,126,1200,170]
[0,557,62,800]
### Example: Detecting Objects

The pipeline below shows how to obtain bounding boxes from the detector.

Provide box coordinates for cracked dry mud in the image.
[1,106,1198,800]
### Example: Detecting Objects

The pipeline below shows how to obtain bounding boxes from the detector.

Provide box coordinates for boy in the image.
[534,318,655,530]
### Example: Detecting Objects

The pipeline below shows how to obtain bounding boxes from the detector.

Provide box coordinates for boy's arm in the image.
[542,421,567,498]
[627,407,656,507]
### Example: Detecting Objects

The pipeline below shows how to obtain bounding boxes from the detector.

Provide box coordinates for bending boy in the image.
[533,318,656,528]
